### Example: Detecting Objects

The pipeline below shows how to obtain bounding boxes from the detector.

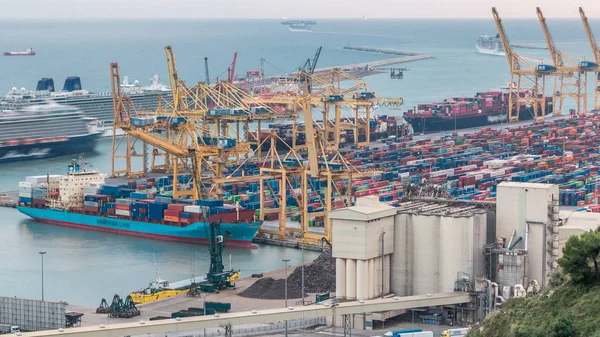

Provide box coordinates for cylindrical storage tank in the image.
[356,260,367,300]
[439,216,472,292]
[412,214,440,294]
[391,213,411,296]
[373,257,381,298]
[368,258,374,299]
[346,259,357,300]
[384,254,391,294]
[336,258,346,299]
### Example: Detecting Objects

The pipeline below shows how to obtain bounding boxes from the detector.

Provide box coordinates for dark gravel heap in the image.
[238,249,335,300]
[238,277,304,299]
[287,248,335,293]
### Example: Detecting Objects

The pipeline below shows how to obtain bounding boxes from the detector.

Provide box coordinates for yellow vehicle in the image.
[441,328,470,337]
[129,277,197,304]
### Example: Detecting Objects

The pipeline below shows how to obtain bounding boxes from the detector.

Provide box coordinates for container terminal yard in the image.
[1,5,600,337]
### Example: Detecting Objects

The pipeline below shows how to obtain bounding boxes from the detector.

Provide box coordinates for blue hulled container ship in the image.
[16,163,262,248]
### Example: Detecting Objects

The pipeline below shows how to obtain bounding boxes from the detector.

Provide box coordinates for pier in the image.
[343,45,424,56]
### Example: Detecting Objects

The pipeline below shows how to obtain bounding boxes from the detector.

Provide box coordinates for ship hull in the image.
[475,45,505,56]
[17,206,262,248]
[0,133,101,163]
[404,108,550,133]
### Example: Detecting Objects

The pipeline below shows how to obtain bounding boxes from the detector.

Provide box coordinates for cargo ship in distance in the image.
[16,163,262,248]
[281,20,316,32]
[0,103,101,163]
[403,89,554,133]
[4,48,36,56]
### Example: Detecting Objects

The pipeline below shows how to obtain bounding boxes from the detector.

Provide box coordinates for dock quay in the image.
[315,54,433,74]
[343,45,423,57]
[66,264,320,328]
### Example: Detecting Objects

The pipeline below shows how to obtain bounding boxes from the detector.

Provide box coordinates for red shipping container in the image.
[115,204,131,211]
[167,204,186,212]
[84,206,99,213]
[164,209,180,217]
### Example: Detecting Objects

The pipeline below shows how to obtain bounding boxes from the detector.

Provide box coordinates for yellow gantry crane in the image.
[492,7,552,122]
[536,7,588,116]
[579,7,600,112]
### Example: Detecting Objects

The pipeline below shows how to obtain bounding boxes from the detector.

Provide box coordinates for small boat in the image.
[4,48,36,56]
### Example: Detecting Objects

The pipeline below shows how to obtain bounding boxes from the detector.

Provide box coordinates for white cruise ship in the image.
[0,75,172,126]
[476,34,505,56]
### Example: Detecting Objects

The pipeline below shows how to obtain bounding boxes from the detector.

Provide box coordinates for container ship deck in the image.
[403,90,554,133]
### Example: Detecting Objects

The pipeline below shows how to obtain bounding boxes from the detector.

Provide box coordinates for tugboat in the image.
[4,48,36,56]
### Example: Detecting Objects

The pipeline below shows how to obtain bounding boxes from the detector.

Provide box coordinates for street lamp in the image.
[39,252,46,302]
[301,243,305,305]
[282,258,291,337]
[201,294,207,337]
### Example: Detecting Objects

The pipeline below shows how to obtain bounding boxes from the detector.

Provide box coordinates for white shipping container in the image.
[115,209,131,216]
[184,205,208,214]
[19,181,34,188]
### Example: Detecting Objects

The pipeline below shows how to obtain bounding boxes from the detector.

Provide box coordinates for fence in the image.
[169,317,326,337]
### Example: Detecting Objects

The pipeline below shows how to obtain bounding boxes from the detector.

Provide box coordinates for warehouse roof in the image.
[393,199,492,217]
[330,196,397,221]
[498,182,557,189]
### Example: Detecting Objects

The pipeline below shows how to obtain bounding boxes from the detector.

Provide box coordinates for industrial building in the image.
[330,181,566,327]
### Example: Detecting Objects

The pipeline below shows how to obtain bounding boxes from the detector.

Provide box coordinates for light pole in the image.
[201,294,207,337]
[39,251,46,302]
[282,258,290,337]
[301,243,305,305]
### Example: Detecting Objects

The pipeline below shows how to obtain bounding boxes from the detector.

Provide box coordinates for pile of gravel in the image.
[238,249,335,300]
[238,277,304,299]
[287,249,335,293]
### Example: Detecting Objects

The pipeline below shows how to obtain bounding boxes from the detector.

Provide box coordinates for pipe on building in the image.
[514,284,526,298]
[346,259,357,300]
[476,278,492,314]
[494,295,505,309]
[336,258,346,299]
[509,236,523,250]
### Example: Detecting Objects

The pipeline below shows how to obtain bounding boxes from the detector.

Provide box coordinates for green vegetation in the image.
[468,229,600,337]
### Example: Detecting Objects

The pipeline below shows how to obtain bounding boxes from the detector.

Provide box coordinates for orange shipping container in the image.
[164,216,179,222]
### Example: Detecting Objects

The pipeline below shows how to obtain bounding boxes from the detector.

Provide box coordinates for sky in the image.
[0,0,599,19]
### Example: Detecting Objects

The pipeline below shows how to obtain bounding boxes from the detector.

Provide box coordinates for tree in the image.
[550,316,577,337]
[513,325,544,337]
[558,228,600,285]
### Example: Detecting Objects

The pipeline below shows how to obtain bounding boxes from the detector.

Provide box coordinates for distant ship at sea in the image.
[4,48,36,56]
[476,34,505,56]
[281,20,316,32]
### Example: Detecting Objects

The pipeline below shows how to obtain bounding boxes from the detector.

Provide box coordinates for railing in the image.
[172,317,326,337]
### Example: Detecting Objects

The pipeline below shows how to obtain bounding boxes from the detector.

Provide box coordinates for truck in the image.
[384,329,433,337]
[0,325,20,334]
[441,328,470,337]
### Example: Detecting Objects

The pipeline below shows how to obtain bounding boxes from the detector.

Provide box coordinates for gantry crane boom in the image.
[536,8,560,66]
[165,46,185,111]
[229,52,238,83]
[536,7,588,115]
[492,7,517,71]
[580,7,600,111]
[492,7,550,122]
